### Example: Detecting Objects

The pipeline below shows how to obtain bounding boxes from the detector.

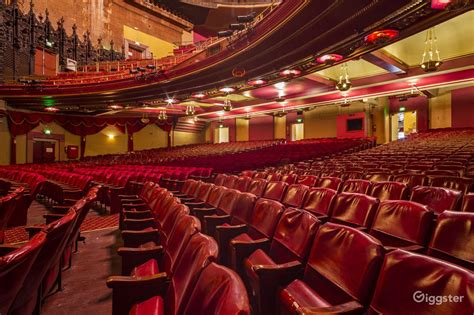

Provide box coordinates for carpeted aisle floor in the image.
[41,227,122,315]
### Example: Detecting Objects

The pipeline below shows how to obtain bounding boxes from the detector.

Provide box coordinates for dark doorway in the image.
[33,140,56,163]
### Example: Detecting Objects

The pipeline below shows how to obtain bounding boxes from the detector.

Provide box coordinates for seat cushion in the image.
[232,233,254,243]
[131,259,159,277]
[279,279,331,313]
[129,296,164,315]
[244,249,277,289]
[139,241,158,249]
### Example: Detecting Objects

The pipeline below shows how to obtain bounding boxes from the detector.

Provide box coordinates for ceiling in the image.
[1,0,473,121]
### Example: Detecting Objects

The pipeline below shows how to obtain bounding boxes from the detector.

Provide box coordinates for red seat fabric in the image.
[214,174,227,186]
[330,193,379,229]
[427,211,473,269]
[278,223,384,315]
[262,181,289,202]
[368,249,473,315]
[182,263,250,315]
[430,176,473,194]
[461,193,474,212]
[131,259,159,277]
[281,184,309,208]
[410,186,462,214]
[234,176,252,192]
[341,179,372,194]
[247,178,268,197]
[297,175,318,187]
[129,296,164,315]
[316,177,342,191]
[0,232,46,315]
[302,187,337,218]
[369,200,434,250]
[370,181,408,201]
[393,173,427,190]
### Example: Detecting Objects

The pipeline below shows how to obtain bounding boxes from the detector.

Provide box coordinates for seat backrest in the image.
[0,232,46,315]
[159,203,190,243]
[370,181,408,201]
[427,211,473,270]
[370,200,434,248]
[247,178,268,197]
[305,223,384,306]
[267,173,282,182]
[330,193,380,229]
[234,176,252,192]
[365,173,393,183]
[316,177,343,191]
[430,176,473,194]
[214,174,227,186]
[206,186,226,208]
[302,187,337,217]
[341,179,372,194]
[11,210,77,314]
[297,175,318,187]
[262,181,289,202]
[247,198,285,239]
[281,184,309,208]
[223,175,239,189]
[181,179,197,195]
[166,233,219,315]
[410,186,462,214]
[195,182,213,201]
[230,192,257,225]
[162,215,201,276]
[368,249,473,315]
[182,262,250,315]
[281,173,298,185]
[393,173,427,190]
[0,194,16,231]
[217,189,240,216]
[461,193,474,212]
[269,208,320,263]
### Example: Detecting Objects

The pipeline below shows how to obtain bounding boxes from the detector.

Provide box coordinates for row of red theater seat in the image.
[173,180,472,315]
[0,187,25,243]
[213,174,473,214]
[0,187,99,315]
[0,169,46,198]
[105,182,251,315]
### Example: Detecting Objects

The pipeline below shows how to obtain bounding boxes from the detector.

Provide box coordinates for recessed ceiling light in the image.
[279,69,301,77]
[274,82,286,90]
[192,92,206,99]
[247,79,267,86]
[219,87,235,93]
[316,54,343,64]
[44,107,59,112]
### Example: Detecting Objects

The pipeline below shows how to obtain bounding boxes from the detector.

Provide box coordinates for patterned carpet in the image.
[4,209,119,244]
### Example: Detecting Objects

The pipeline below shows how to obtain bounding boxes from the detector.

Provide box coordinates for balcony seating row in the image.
[0,187,25,244]
[0,187,99,315]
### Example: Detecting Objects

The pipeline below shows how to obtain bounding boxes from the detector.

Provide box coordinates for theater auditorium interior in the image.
[0,0,473,314]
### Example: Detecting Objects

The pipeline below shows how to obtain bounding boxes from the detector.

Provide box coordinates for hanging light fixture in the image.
[223,97,232,111]
[336,63,352,92]
[140,112,150,124]
[158,110,167,121]
[185,105,196,116]
[421,27,443,72]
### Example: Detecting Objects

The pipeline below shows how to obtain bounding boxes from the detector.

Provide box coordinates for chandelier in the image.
[336,63,352,92]
[223,98,232,111]
[158,110,167,121]
[421,27,442,72]
[185,105,196,116]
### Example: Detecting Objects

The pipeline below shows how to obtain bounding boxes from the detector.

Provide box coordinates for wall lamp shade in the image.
[230,23,246,31]
[218,30,234,38]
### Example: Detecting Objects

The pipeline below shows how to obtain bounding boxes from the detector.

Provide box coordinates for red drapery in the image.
[6,111,176,162]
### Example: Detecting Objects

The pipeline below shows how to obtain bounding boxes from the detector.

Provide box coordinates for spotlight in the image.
[219,87,235,93]
[237,13,256,23]
[230,23,246,31]
[129,69,139,74]
[146,64,156,69]
[218,30,234,38]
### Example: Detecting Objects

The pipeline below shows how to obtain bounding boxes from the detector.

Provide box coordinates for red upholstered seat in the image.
[223,175,239,189]
[370,181,408,201]
[228,198,285,274]
[316,177,342,191]
[341,179,372,194]
[277,223,384,315]
[182,263,250,315]
[330,192,379,229]
[234,176,252,192]
[410,186,462,214]
[302,187,337,219]
[461,193,474,212]
[429,176,473,194]
[243,208,320,315]
[281,173,298,185]
[129,296,164,315]
[297,175,318,187]
[367,250,473,315]
[214,173,227,186]
[369,200,434,251]
[281,184,309,208]
[247,178,268,197]
[393,173,427,190]
[0,231,46,315]
[195,188,239,233]
[131,259,160,277]
[262,181,289,202]
[427,211,473,269]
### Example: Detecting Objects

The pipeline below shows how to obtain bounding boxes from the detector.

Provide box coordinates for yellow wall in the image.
[304,107,338,139]
[373,98,389,144]
[133,124,168,151]
[429,93,452,129]
[16,135,27,165]
[173,131,203,146]
[274,116,286,139]
[236,118,249,141]
[0,116,11,165]
[403,111,417,135]
[124,26,175,59]
[204,124,211,143]
[85,125,128,156]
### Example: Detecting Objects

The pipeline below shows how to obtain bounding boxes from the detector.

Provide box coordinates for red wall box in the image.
[66,145,79,159]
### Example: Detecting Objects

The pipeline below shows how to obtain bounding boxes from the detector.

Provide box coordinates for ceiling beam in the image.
[305,74,336,86]
[362,50,410,75]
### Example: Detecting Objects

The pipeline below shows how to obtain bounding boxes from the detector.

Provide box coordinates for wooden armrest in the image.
[122,229,160,248]
[297,301,364,314]
[203,214,231,236]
